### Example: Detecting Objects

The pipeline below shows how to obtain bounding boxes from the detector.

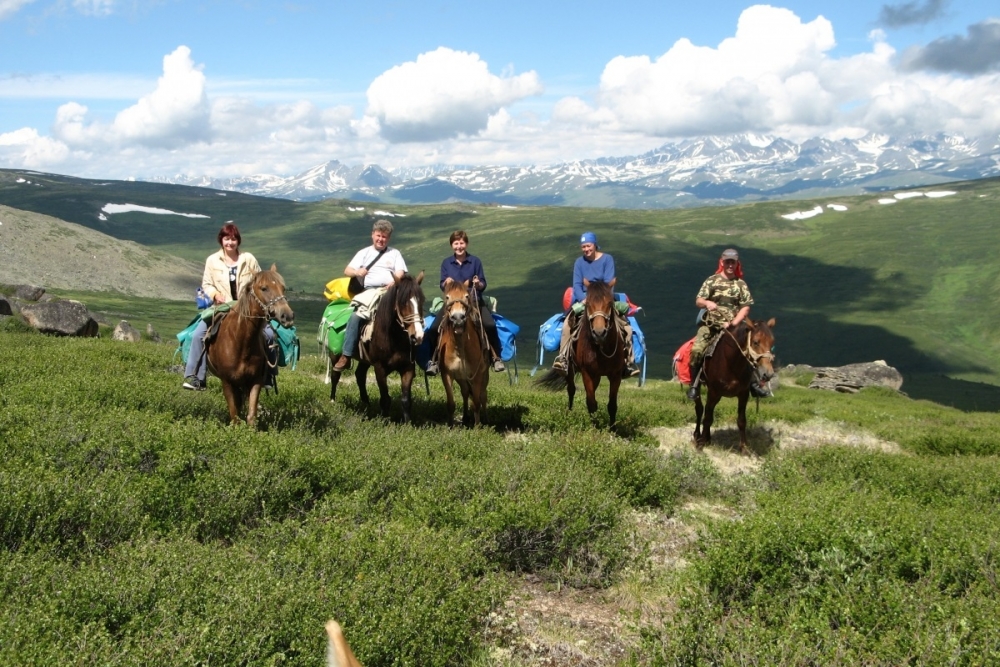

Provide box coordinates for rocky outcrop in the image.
[20,300,99,337]
[112,320,142,342]
[784,361,903,393]
[146,323,161,343]
[0,296,12,316]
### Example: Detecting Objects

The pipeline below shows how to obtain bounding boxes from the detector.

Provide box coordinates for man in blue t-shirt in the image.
[552,232,639,377]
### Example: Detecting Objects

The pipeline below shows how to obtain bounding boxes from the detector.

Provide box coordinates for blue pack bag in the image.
[493,313,520,362]
[195,288,212,310]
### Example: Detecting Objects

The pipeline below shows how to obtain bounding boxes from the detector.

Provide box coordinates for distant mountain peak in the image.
[152,131,1000,209]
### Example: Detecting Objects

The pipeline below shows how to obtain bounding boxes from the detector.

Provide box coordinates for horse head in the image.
[391,271,426,345]
[442,278,473,335]
[240,264,295,327]
[583,280,615,345]
[746,317,776,382]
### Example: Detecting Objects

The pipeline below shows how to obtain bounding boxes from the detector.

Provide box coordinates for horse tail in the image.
[534,368,568,391]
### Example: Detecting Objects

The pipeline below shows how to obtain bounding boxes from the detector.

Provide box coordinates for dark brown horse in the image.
[206,265,295,425]
[536,281,626,429]
[438,278,489,426]
[328,272,425,422]
[692,318,776,454]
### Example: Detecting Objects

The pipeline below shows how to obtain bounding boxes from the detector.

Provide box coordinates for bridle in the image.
[585,300,620,358]
[245,276,288,320]
[725,325,774,369]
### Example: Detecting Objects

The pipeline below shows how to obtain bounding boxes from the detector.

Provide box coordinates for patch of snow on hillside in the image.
[16,178,27,183]
[102,204,210,218]
[878,198,897,204]
[925,191,956,198]
[827,204,848,211]
[781,205,824,220]
[347,206,365,211]
[216,192,226,196]
[894,192,924,200]
[498,205,517,209]
[373,210,406,217]
[98,213,107,221]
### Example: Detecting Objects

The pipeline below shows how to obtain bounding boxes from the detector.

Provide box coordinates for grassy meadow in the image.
[3,169,1000,409]
[1,325,999,665]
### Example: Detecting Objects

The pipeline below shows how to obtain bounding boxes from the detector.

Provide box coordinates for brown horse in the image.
[206,265,295,425]
[536,281,626,429]
[438,278,489,426]
[328,272,425,422]
[325,619,363,667]
[692,318,776,454]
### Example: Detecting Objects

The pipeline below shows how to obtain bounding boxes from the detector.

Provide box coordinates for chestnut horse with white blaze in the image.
[328,272,425,422]
[206,264,294,425]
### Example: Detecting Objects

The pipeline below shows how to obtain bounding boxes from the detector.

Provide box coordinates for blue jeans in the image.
[185,318,275,382]
[341,313,362,358]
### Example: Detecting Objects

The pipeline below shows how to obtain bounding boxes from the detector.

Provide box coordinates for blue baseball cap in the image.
[580,232,598,246]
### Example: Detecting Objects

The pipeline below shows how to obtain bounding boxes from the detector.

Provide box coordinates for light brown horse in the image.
[536,281,626,429]
[206,265,294,425]
[325,619,363,667]
[438,278,489,426]
[328,272,425,422]
[692,318,776,455]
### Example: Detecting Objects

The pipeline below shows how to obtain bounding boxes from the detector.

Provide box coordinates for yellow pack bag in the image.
[324,276,354,301]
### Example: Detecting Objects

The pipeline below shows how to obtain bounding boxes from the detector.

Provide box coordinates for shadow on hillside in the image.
[901,374,1000,413]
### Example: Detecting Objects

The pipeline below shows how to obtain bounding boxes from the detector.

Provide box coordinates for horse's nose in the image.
[450,311,466,326]
[280,309,295,327]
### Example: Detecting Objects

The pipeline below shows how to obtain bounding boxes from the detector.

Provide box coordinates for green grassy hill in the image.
[3,168,999,400]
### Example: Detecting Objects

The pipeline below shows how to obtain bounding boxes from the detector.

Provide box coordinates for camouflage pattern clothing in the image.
[691,274,754,363]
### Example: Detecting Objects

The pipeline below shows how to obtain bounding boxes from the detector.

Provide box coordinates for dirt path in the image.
[482,418,900,665]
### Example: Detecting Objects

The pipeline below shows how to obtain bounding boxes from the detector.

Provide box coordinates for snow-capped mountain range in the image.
[152,133,1000,209]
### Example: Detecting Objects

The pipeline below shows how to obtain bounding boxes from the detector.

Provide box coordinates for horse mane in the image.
[584,279,613,304]
[237,269,284,319]
[374,274,424,342]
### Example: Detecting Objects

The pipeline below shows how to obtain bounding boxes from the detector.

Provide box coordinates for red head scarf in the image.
[715,258,744,280]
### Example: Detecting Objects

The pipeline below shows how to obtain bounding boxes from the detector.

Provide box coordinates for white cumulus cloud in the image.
[0,0,35,21]
[0,127,71,167]
[53,45,210,149]
[365,47,543,143]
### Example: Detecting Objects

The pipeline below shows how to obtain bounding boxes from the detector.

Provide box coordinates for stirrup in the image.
[425,359,440,377]
[551,356,569,374]
[686,383,699,400]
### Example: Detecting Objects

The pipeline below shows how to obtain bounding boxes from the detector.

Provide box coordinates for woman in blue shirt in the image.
[553,232,639,377]
[425,230,505,376]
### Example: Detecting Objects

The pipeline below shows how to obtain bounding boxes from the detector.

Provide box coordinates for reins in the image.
[586,302,621,359]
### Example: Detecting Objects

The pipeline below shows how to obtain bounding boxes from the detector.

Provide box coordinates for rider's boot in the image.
[686,360,703,400]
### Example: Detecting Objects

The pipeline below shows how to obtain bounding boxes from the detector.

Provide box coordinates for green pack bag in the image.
[270,320,300,370]
[318,299,354,356]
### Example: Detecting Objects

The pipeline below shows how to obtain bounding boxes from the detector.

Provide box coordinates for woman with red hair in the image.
[183,221,273,391]
[687,248,758,399]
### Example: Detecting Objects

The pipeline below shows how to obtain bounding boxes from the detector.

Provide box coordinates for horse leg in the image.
[737,390,751,455]
[478,371,489,426]
[373,365,392,418]
[582,371,600,416]
[702,390,720,447]
[458,379,472,426]
[607,374,621,431]
[692,394,705,449]
[566,370,576,411]
[442,370,457,425]
[246,383,263,427]
[399,367,415,424]
[355,362,370,407]
[221,381,241,424]
[329,354,342,402]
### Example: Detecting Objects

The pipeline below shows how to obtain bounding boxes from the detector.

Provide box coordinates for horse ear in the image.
[767,318,776,328]
[269,263,277,272]
[443,277,454,291]
[609,277,617,287]
[745,319,756,330]
[462,279,470,288]
[415,271,424,285]
[583,277,590,287]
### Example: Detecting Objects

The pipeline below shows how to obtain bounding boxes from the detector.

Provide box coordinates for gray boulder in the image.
[112,320,142,342]
[146,323,161,343]
[785,361,903,393]
[20,300,99,337]
[14,285,45,302]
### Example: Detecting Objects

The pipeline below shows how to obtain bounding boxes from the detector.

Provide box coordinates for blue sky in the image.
[1,0,998,179]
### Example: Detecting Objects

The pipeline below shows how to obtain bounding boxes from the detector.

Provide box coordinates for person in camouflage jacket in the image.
[687,248,761,399]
